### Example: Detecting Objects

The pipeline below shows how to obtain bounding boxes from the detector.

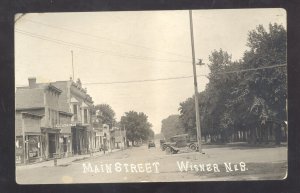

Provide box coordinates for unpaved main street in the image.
[16,143,287,184]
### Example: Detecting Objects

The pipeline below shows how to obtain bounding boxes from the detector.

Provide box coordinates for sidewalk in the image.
[16,149,122,170]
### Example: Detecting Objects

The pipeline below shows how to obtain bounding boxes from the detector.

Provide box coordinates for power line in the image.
[21,18,191,59]
[83,75,206,85]
[15,64,286,87]
[83,64,286,85]
[16,29,192,64]
[215,64,286,75]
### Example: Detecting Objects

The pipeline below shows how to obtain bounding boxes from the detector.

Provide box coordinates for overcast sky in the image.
[15,9,286,134]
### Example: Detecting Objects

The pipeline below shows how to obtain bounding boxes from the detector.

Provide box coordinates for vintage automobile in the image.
[162,134,198,154]
[159,139,166,150]
[148,140,156,148]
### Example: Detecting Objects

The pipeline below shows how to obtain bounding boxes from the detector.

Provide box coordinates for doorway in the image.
[48,133,56,158]
[63,137,68,153]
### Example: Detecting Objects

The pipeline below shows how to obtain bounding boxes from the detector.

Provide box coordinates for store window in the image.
[28,135,41,158]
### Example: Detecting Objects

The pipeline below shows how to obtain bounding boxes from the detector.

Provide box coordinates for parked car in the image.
[159,139,166,150]
[148,140,156,148]
[163,134,198,154]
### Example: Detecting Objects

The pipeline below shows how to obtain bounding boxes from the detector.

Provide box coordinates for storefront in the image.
[71,125,89,155]
[15,134,43,164]
[95,129,102,151]
[15,112,43,164]
[57,111,73,157]
[41,128,61,159]
[59,134,72,157]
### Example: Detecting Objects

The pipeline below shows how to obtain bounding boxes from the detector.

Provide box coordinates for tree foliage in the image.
[161,115,185,140]
[93,104,116,128]
[178,23,287,144]
[120,111,154,144]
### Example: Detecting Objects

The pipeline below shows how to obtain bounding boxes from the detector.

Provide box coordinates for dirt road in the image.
[16,144,287,184]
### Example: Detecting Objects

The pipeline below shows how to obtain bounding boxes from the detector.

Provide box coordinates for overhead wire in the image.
[22,18,191,59]
[15,64,286,87]
[15,29,192,64]
[83,64,286,85]
[215,64,286,75]
[83,75,204,85]
[15,28,286,86]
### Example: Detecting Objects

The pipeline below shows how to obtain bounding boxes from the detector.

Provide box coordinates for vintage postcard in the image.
[15,8,287,184]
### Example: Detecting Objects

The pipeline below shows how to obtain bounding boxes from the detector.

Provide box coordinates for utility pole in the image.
[71,50,74,80]
[189,10,203,153]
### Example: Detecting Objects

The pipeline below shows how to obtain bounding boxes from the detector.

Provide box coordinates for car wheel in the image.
[190,144,197,151]
[166,147,172,154]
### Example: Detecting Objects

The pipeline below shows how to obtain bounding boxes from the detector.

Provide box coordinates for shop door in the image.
[72,127,78,155]
[48,133,56,158]
[63,137,68,152]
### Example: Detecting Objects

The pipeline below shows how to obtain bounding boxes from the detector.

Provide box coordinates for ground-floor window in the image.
[28,135,41,158]
[15,134,42,164]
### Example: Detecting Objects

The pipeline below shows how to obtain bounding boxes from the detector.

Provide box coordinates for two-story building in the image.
[15,78,73,163]
[52,78,94,155]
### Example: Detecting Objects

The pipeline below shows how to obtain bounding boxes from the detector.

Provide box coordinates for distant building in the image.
[110,127,127,149]
[95,124,126,151]
[15,78,73,164]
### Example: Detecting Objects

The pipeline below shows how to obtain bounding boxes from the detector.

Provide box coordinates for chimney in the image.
[28,77,36,88]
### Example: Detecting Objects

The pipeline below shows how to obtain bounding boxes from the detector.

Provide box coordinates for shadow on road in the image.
[202,142,287,150]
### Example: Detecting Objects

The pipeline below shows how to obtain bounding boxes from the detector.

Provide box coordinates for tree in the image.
[178,91,212,141]
[178,23,287,144]
[161,115,185,140]
[179,49,239,142]
[93,104,116,128]
[120,111,154,145]
[232,23,287,144]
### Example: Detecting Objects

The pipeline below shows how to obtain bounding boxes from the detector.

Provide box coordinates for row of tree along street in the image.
[92,104,154,146]
[161,23,287,145]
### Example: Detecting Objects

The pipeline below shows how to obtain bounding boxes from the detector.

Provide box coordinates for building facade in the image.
[15,78,73,164]
[52,78,94,155]
[92,122,127,151]
[15,112,43,164]
[110,127,127,149]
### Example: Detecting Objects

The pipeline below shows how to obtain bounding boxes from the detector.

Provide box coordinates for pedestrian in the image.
[103,144,106,154]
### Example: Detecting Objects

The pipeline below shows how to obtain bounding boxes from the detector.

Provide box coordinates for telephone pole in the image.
[189,10,203,153]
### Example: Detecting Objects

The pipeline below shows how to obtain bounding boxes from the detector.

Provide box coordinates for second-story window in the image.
[73,104,77,115]
[48,108,51,121]
[84,109,88,124]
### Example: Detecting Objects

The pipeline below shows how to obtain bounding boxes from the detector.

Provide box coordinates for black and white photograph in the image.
[14,8,287,184]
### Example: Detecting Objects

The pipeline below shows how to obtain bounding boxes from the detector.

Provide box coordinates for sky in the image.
[15,8,286,134]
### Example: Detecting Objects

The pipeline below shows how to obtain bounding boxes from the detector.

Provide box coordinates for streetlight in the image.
[189,10,203,154]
